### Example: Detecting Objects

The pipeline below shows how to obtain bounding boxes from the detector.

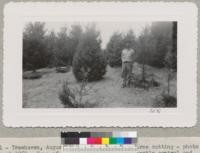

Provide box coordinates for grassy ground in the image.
[23,64,177,108]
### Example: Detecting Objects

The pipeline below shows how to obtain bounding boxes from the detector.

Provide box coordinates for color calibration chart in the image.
[61,131,137,152]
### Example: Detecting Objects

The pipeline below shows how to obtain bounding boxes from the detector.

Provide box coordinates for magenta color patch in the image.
[87,138,95,144]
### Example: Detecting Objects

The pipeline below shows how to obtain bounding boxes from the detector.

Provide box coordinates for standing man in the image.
[121,42,135,88]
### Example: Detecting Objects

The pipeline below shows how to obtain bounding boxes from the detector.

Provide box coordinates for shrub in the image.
[162,94,177,107]
[154,92,177,108]
[23,71,42,79]
[59,80,98,108]
[59,81,76,108]
[72,25,107,81]
[127,73,160,89]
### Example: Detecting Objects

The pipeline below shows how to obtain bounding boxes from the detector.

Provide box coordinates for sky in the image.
[44,22,151,49]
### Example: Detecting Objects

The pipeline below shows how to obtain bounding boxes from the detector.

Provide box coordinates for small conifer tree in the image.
[72,25,106,81]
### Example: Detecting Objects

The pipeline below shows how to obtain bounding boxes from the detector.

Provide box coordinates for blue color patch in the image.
[124,138,132,144]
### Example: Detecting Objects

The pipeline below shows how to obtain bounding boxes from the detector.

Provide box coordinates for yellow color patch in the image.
[102,138,109,144]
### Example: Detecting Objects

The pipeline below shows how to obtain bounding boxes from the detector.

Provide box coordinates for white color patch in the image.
[79,138,87,145]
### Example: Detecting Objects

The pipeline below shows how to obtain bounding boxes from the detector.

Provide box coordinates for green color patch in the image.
[109,138,117,144]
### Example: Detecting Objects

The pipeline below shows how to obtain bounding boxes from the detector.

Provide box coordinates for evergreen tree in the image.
[106,32,124,67]
[23,22,49,71]
[171,21,177,70]
[149,22,173,67]
[123,30,136,49]
[137,27,152,81]
[72,25,107,81]
[45,31,57,67]
[136,22,176,68]
[68,24,83,65]
[55,27,71,66]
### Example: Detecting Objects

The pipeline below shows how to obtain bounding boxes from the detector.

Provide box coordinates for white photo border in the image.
[3,2,198,127]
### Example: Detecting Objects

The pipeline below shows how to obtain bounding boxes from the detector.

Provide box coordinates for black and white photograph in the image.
[3,2,197,127]
[23,21,177,108]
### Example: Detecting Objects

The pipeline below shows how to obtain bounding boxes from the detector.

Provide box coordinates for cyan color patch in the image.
[116,138,124,144]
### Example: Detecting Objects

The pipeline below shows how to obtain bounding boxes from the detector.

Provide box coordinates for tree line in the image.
[106,22,177,69]
[23,23,83,71]
[23,22,177,81]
